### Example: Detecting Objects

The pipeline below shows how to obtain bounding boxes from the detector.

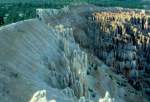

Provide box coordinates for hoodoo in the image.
[0,4,150,102]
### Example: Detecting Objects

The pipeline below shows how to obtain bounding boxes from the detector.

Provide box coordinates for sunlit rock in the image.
[0,4,149,102]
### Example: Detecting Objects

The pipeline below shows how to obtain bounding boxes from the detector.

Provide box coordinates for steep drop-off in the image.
[0,4,149,102]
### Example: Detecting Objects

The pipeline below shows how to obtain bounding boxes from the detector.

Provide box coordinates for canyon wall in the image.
[0,4,149,102]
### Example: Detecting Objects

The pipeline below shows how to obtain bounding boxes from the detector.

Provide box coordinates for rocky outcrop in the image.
[33,5,150,101]
[85,10,150,99]
[0,4,149,102]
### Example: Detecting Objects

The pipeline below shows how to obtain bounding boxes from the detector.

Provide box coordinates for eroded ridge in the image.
[87,11,150,98]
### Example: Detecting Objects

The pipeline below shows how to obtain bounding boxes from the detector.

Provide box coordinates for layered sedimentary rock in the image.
[0,19,90,102]
[30,6,150,101]
[86,11,150,98]
[0,4,149,102]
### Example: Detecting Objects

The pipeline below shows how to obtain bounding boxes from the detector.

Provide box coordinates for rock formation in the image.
[0,4,149,102]
[86,10,150,99]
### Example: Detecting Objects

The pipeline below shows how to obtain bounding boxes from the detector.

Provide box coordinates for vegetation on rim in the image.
[0,0,149,26]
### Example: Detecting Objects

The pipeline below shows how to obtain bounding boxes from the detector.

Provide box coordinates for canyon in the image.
[0,4,149,102]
